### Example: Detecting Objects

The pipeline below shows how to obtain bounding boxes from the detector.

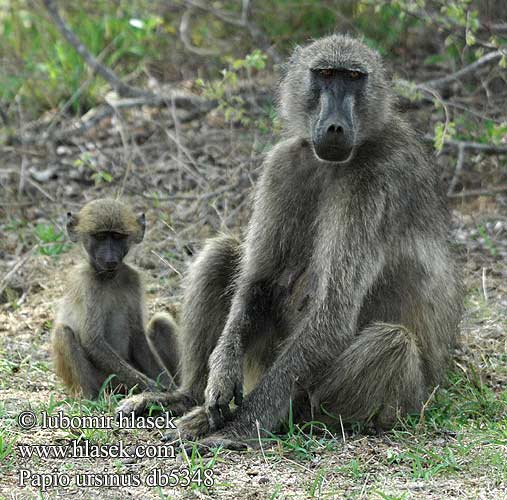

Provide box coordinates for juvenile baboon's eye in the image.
[111,232,127,240]
[349,71,361,79]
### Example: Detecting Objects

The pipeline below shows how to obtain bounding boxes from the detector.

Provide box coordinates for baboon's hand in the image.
[204,355,243,431]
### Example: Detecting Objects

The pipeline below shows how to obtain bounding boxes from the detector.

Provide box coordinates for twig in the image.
[421,50,503,90]
[17,94,212,144]
[447,143,465,196]
[151,250,182,277]
[0,104,8,126]
[0,245,39,299]
[179,7,220,56]
[482,267,488,303]
[339,414,346,444]
[183,0,282,63]
[448,184,507,198]
[255,420,269,466]
[15,96,28,199]
[42,0,150,98]
[416,385,439,431]
[26,178,56,202]
[45,37,119,138]
[422,135,507,154]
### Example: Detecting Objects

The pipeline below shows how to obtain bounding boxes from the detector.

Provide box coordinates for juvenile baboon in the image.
[119,35,462,448]
[52,199,179,399]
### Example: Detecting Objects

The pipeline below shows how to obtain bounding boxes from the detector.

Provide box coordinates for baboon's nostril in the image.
[327,124,343,134]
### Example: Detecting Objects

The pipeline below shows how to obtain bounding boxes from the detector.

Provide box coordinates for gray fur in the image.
[118,35,462,443]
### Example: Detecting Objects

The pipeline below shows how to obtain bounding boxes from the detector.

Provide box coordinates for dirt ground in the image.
[0,75,506,499]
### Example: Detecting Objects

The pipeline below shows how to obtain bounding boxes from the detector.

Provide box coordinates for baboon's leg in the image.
[52,325,103,399]
[130,319,176,390]
[117,235,241,417]
[179,235,242,403]
[312,323,426,429]
[145,312,180,386]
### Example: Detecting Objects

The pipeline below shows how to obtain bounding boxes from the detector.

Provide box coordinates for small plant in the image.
[35,223,68,256]
[261,401,338,460]
[0,432,15,470]
[196,50,277,131]
[179,444,220,493]
[74,152,113,186]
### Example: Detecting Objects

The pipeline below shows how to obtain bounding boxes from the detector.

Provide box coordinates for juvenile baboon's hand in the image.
[161,406,211,442]
[116,390,195,419]
[116,392,159,417]
[204,351,243,431]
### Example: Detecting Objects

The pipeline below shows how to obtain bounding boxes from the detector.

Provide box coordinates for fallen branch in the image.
[16,94,214,144]
[0,245,39,299]
[42,0,153,98]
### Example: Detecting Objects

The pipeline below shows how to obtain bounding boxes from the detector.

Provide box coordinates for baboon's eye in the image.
[111,232,127,241]
[348,71,362,79]
[93,232,107,241]
[318,68,334,78]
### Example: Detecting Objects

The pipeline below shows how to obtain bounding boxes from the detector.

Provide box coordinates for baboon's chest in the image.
[273,266,317,331]
[102,294,141,359]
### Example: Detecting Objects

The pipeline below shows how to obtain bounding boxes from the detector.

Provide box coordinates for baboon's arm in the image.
[218,225,388,435]
[80,323,158,392]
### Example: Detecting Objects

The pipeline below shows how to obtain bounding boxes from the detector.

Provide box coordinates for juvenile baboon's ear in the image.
[66,212,79,242]
[134,213,146,243]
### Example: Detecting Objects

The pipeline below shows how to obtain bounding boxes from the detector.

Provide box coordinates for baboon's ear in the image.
[289,45,302,63]
[279,45,302,79]
[66,212,79,242]
[134,213,146,243]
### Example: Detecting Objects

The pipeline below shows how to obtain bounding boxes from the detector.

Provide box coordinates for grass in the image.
[0,194,504,500]
[1,0,173,118]
[1,331,505,497]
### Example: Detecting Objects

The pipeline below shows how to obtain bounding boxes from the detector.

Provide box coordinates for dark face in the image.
[310,68,367,163]
[85,232,129,275]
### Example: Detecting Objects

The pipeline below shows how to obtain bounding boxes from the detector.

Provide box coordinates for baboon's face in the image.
[85,232,129,274]
[309,66,367,163]
[279,35,392,165]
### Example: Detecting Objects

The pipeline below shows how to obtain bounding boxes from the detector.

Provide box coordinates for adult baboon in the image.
[119,35,462,448]
[52,199,180,399]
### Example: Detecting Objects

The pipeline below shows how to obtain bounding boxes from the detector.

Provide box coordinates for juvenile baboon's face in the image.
[85,231,130,274]
[279,35,393,164]
[66,201,146,276]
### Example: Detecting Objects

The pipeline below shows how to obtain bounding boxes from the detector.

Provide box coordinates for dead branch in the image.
[447,143,465,196]
[42,0,152,98]
[0,245,39,299]
[421,50,503,90]
[448,185,507,198]
[180,7,220,56]
[15,93,213,144]
[423,135,507,154]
